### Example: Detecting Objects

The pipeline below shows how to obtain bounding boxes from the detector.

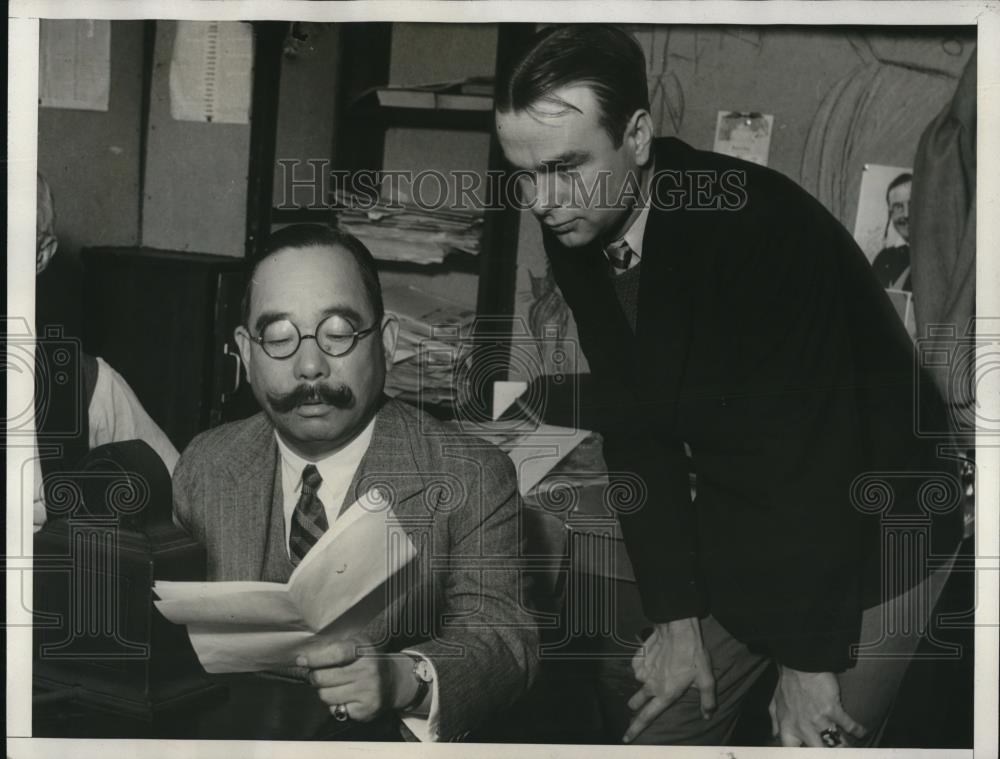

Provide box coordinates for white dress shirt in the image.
[274,417,440,741]
[33,356,180,530]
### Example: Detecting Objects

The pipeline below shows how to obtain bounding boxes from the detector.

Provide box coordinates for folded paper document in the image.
[154,495,417,673]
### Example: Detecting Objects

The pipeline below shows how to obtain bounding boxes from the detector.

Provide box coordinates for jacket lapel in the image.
[220,413,277,581]
[634,138,699,410]
[342,399,426,523]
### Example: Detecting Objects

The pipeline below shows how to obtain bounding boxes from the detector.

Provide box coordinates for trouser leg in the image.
[836,549,959,747]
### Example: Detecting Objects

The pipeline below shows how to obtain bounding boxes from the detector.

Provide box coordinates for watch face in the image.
[414,659,434,683]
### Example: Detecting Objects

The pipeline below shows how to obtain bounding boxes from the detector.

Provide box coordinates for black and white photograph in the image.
[6,1,998,757]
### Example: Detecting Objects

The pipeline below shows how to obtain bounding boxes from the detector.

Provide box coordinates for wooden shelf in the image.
[347,96,494,133]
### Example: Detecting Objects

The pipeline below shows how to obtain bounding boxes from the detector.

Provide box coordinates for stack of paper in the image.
[384,285,475,405]
[154,495,416,673]
[336,191,483,265]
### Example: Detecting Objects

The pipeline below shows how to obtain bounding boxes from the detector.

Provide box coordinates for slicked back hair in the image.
[495,24,650,148]
[241,224,384,329]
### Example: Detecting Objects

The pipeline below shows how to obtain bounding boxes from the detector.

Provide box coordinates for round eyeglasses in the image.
[250,314,379,359]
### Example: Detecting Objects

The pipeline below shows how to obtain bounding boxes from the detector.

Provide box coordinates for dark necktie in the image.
[606,239,635,271]
[289,464,329,565]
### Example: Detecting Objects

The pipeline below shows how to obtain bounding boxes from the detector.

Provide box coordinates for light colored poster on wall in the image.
[169,20,253,124]
[39,19,110,111]
[713,111,774,166]
[853,163,915,337]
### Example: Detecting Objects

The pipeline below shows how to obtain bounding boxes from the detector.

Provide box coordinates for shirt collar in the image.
[274,414,376,491]
[603,162,654,264]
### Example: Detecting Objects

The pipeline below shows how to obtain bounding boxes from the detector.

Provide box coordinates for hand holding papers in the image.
[154,495,416,673]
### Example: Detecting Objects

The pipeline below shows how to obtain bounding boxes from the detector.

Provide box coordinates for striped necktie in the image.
[289,464,329,565]
[606,239,635,271]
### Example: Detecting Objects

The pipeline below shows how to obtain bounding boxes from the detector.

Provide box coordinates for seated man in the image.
[172,224,539,741]
[34,172,179,529]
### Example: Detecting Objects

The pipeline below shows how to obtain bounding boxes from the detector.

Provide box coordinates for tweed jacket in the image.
[172,397,539,739]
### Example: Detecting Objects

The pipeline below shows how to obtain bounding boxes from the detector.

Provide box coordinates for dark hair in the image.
[886,172,913,203]
[495,24,650,148]
[241,224,384,328]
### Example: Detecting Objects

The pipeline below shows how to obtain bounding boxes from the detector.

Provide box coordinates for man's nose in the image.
[532,173,562,215]
[293,337,331,380]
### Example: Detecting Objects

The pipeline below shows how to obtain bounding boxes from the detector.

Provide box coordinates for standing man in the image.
[495,25,963,747]
[173,224,538,741]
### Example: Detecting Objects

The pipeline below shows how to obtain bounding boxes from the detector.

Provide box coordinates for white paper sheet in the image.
[39,20,110,111]
[169,20,253,124]
[154,494,416,673]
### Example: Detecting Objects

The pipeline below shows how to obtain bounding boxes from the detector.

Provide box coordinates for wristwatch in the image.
[404,654,433,711]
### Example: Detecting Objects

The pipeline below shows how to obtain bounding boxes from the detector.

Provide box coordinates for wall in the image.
[142,21,251,256]
[36,20,146,338]
[37,20,145,263]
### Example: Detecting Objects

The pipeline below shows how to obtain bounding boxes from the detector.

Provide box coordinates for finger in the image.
[631,649,645,679]
[768,700,778,737]
[626,684,653,712]
[623,696,668,744]
[309,661,365,689]
[831,705,868,739]
[779,729,803,747]
[296,637,363,669]
[695,668,716,719]
[317,684,356,707]
[799,722,826,748]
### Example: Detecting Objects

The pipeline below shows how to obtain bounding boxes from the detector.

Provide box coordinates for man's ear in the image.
[380,313,399,367]
[234,325,254,386]
[627,109,654,168]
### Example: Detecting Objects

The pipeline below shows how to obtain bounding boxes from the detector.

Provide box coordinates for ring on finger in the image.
[333,703,350,722]
[820,727,842,747]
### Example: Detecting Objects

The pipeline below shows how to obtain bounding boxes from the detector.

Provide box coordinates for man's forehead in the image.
[251,244,365,311]
[497,84,604,146]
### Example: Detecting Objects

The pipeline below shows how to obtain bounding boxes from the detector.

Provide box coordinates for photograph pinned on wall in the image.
[712,111,773,166]
[853,164,915,337]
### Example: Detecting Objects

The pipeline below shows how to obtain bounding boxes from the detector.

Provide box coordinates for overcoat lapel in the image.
[633,137,700,410]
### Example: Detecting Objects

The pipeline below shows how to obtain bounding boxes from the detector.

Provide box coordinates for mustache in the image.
[266,383,355,414]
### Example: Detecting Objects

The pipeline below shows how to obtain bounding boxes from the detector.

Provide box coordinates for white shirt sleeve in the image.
[399,650,440,742]
[88,357,180,474]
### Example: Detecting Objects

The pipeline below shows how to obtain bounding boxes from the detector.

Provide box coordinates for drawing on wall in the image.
[713,111,774,166]
[853,164,915,337]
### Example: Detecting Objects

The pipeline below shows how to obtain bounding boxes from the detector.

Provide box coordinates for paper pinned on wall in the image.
[169,21,253,124]
[713,111,774,167]
[39,19,111,112]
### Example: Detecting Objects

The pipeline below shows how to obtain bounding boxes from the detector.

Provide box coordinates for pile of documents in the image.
[335,191,483,265]
[383,284,476,405]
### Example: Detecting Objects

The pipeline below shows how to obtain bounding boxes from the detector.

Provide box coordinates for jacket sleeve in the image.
[406,448,539,740]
